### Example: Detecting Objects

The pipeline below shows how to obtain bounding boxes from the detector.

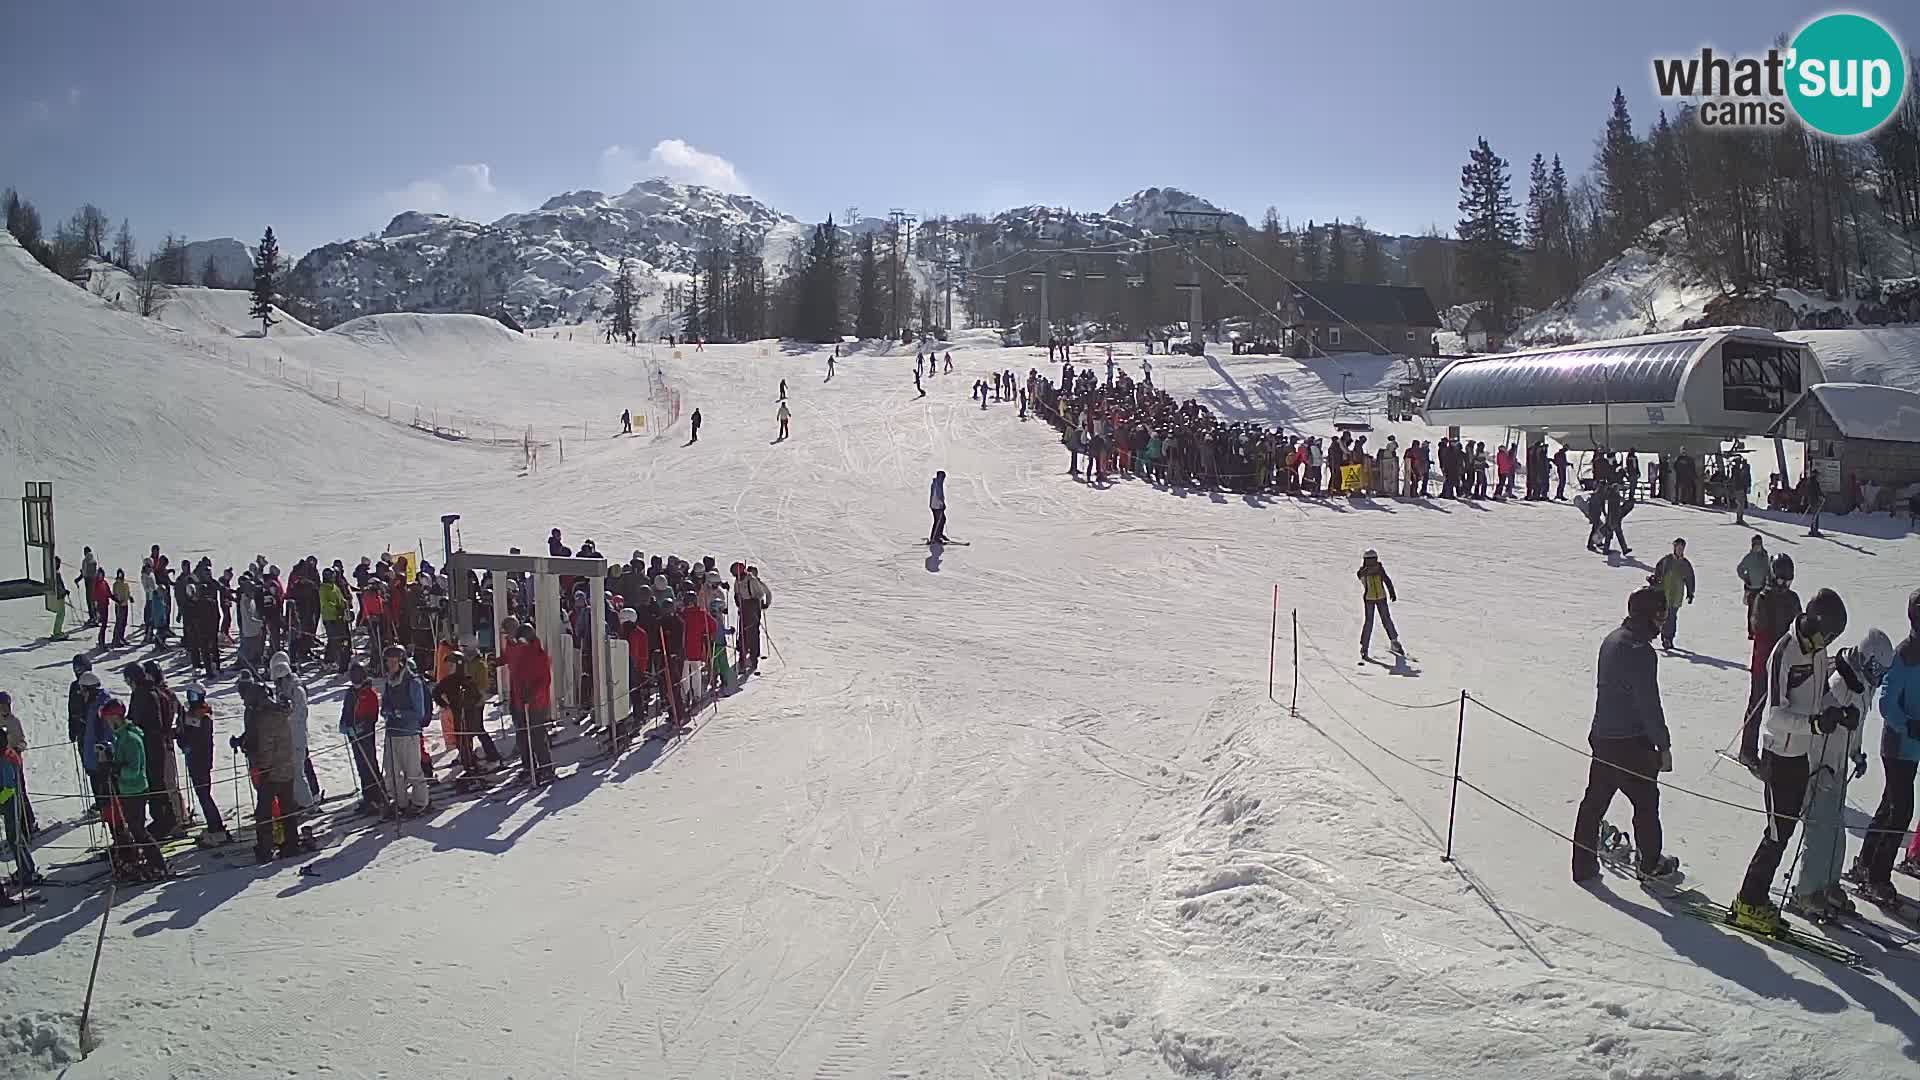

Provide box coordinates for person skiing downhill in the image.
[1572,586,1679,884]
[1788,628,1892,919]
[779,379,787,401]
[915,369,925,398]
[929,471,950,545]
[1731,587,1849,935]
[776,401,791,441]
[826,355,836,381]
[1356,549,1403,660]
[688,408,702,444]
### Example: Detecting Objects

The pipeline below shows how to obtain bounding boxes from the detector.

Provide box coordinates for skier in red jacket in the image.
[494,626,555,785]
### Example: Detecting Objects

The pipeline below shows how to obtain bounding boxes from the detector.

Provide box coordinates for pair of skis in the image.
[1596,822,1871,969]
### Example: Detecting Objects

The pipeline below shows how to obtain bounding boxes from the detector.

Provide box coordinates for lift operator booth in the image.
[443,550,627,737]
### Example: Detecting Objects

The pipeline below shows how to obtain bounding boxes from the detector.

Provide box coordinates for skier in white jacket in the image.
[928,471,949,544]
[1732,587,1849,934]
[1789,628,1892,917]
[270,651,316,811]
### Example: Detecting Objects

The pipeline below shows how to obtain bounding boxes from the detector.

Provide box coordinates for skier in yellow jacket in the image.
[1357,549,1405,661]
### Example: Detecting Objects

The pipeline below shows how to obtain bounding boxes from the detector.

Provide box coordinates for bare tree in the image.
[136,253,173,318]
[201,255,225,289]
[1629,283,1661,331]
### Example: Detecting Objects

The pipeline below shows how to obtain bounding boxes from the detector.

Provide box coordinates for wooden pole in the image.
[1267,584,1278,701]
[1290,609,1299,718]
[77,877,119,1056]
[1443,690,1467,861]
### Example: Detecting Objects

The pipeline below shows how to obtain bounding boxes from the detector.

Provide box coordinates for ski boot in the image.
[1844,857,1870,885]
[196,828,232,849]
[1635,853,1681,883]
[1824,884,1857,916]
[1856,878,1901,906]
[1728,897,1786,935]
[1784,890,1835,922]
[1898,856,1920,880]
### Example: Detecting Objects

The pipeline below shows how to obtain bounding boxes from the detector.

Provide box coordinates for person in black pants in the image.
[1854,590,1920,900]
[1573,587,1678,882]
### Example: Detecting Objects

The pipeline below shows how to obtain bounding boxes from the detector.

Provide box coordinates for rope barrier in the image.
[1463,692,1914,840]
[1294,622,1460,712]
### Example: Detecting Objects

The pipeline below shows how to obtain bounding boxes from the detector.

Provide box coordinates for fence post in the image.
[1268,585,1278,701]
[1290,609,1299,718]
[1443,690,1467,862]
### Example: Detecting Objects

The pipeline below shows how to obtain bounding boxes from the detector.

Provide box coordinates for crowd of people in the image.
[1571,536,1920,935]
[2,530,776,898]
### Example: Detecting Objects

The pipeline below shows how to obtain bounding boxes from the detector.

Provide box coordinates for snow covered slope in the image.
[5,281,1920,1080]
[1788,326,1920,390]
[158,285,320,339]
[0,232,486,552]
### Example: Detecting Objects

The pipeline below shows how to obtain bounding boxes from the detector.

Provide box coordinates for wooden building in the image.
[1767,382,1920,512]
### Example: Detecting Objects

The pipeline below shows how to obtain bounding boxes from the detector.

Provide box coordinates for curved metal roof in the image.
[1425,338,1703,412]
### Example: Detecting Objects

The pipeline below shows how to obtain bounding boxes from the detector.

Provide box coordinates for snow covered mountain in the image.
[287,179,802,329]
[1103,186,1249,234]
[179,237,254,288]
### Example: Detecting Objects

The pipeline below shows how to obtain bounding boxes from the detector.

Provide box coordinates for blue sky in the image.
[3,0,1912,257]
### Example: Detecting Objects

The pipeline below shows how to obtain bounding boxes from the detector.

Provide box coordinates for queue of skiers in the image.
[1570,540,1920,936]
[2,533,775,892]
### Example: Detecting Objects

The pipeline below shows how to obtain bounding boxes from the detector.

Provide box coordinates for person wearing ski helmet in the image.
[1741,553,1802,770]
[1573,586,1678,884]
[1855,589,1920,900]
[1789,628,1893,918]
[69,656,111,809]
[1732,587,1849,934]
[1355,549,1403,661]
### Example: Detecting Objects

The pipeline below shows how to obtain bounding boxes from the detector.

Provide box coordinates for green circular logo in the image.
[1786,13,1907,137]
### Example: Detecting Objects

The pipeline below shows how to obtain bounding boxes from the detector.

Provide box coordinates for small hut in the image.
[1767,383,1920,512]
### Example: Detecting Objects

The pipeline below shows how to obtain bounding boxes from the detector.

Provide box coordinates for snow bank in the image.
[159,285,319,339]
[1787,326,1920,391]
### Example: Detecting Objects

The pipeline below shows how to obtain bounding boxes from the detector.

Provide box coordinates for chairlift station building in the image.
[1419,327,1823,454]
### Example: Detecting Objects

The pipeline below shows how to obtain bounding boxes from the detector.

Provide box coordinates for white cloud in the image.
[599,138,748,194]
[376,163,522,224]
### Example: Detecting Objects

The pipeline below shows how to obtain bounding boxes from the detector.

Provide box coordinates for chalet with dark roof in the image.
[1281,281,1441,357]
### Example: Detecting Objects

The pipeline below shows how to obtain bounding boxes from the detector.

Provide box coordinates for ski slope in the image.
[4,233,1920,1079]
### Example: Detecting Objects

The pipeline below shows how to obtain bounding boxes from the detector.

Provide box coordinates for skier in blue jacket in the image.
[1853,589,1920,901]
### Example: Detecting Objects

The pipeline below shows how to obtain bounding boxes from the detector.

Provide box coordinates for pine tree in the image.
[249,227,280,334]
[1353,218,1385,284]
[1456,137,1522,339]
[111,219,136,271]
[608,256,638,343]
[727,235,765,341]
[201,255,224,289]
[855,233,883,338]
[1300,220,1324,280]
[1547,155,1580,295]
[1596,87,1651,253]
[792,217,843,342]
[1325,220,1349,283]
[683,275,704,342]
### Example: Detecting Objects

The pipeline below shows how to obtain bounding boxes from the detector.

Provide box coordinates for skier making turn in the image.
[1356,549,1403,660]
[776,401,791,441]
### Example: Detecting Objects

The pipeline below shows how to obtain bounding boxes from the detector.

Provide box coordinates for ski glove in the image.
[1855,753,1870,780]
[1815,705,1857,734]
[1659,748,1674,773]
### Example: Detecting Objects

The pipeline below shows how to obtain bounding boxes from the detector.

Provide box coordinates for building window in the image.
[1406,329,1417,342]
[1329,327,1342,347]
[1722,341,1802,414]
